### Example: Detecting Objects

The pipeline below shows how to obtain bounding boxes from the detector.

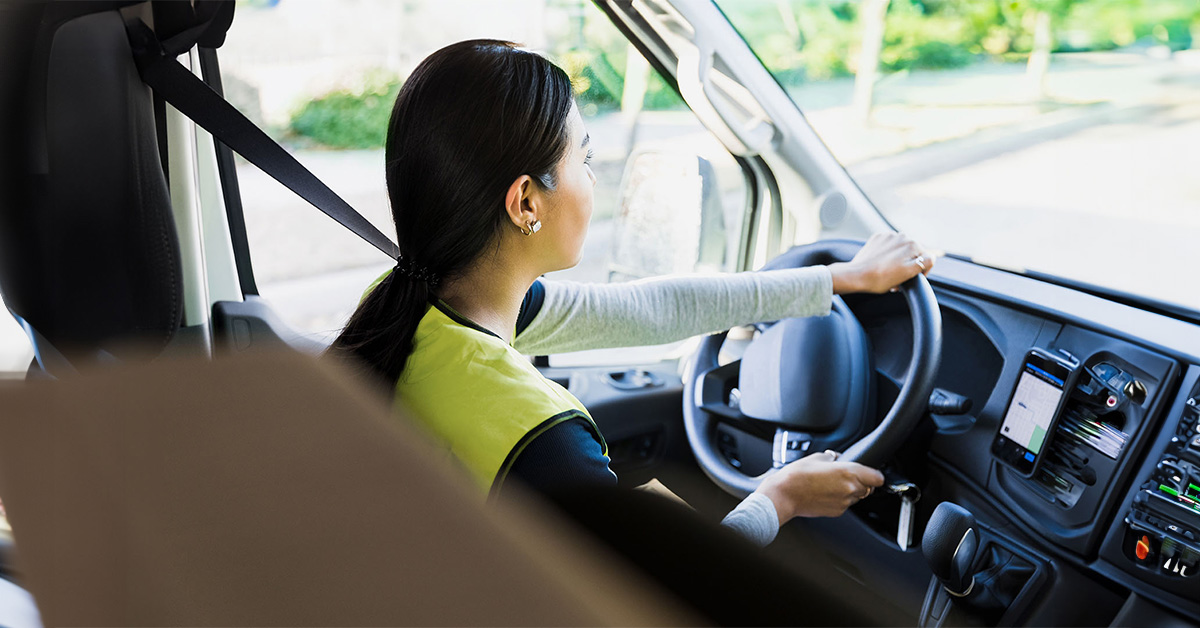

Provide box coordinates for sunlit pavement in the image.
[870,100,1200,314]
[852,53,1200,312]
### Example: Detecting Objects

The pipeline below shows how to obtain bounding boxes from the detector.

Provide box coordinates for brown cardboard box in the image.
[0,351,691,626]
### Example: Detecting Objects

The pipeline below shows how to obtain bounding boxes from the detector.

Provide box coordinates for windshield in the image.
[715,0,1200,313]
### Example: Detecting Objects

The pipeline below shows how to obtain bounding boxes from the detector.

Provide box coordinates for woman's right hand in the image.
[755,451,885,522]
[828,232,935,295]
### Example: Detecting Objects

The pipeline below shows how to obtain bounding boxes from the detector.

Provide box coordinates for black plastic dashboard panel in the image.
[988,326,1179,555]
[931,258,1200,360]
[861,287,1183,556]
[920,293,1054,484]
[1099,366,1200,610]
[847,291,1005,421]
[925,258,1200,619]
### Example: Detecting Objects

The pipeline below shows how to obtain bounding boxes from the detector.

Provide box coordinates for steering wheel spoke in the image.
[695,358,778,440]
[695,358,739,413]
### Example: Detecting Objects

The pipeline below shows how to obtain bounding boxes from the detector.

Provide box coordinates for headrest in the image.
[146,0,234,54]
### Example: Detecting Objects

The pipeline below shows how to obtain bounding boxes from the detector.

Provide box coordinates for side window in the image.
[218,1,748,360]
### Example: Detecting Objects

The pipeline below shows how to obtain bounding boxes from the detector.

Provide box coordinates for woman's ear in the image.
[504,175,541,234]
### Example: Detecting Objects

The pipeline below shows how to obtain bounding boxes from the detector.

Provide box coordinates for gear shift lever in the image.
[922,502,979,597]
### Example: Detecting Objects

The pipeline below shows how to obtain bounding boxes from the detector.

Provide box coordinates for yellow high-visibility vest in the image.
[395,300,606,496]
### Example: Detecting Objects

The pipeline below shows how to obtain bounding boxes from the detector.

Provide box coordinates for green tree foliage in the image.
[880,1,989,71]
[288,0,1200,147]
[548,4,685,114]
[1063,0,1199,52]
[289,74,401,149]
[724,1,855,80]
[554,46,686,114]
[720,0,1200,87]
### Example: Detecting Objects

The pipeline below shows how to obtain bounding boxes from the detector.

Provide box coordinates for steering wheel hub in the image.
[738,303,872,431]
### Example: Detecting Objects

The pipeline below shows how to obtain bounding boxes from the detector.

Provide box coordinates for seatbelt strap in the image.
[198,46,260,296]
[124,18,400,261]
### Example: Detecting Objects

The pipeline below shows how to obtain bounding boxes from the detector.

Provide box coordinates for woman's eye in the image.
[584,149,595,166]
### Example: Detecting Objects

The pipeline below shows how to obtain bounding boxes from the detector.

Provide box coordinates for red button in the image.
[1136,536,1151,560]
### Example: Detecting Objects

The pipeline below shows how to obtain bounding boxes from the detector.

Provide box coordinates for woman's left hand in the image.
[829,232,934,294]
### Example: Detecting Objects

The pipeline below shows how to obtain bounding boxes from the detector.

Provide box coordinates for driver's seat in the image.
[0,1,193,375]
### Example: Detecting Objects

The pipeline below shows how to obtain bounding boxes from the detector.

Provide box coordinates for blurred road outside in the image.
[2,48,1198,373]
[243,49,1200,347]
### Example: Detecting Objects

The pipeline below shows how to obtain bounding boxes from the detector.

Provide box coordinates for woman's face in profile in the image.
[540,103,597,271]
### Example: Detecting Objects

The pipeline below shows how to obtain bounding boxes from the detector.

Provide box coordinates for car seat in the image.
[0,1,221,375]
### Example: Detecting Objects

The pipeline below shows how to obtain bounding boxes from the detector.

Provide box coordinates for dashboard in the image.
[701,256,1200,623]
[562,252,1200,625]
[913,258,1199,620]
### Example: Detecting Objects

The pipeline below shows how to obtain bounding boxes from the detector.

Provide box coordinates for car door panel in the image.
[540,364,692,485]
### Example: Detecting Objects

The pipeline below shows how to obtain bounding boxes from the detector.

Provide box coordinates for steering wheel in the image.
[682,239,942,497]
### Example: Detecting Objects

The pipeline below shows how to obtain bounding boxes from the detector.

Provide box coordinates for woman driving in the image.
[331,39,934,546]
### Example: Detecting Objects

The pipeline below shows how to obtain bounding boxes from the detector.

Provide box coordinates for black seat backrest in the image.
[0,1,184,372]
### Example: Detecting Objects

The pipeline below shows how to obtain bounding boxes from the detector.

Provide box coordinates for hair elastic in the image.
[394,255,440,287]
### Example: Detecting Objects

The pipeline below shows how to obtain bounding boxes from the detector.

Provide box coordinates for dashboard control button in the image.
[1125,380,1148,404]
[1136,535,1152,561]
[1162,538,1180,572]
[1175,547,1199,578]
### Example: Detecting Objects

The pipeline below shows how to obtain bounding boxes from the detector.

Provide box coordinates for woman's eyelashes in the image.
[584,148,595,166]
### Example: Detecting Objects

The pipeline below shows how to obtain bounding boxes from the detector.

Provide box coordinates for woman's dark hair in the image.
[329,40,574,387]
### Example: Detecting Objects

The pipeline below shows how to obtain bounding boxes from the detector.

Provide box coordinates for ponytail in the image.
[330,269,431,388]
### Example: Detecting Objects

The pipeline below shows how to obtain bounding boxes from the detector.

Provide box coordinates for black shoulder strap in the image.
[124,18,400,261]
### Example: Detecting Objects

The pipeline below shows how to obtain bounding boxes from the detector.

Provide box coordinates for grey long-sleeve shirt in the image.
[514,267,833,356]
[509,267,834,546]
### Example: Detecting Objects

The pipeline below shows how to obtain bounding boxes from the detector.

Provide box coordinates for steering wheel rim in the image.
[682,239,942,498]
